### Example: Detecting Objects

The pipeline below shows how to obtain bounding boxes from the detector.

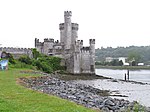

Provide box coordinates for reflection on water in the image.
[96,69,150,83]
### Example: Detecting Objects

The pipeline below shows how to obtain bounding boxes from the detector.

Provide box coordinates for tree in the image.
[18,55,32,64]
[127,51,141,66]
[32,48,41,59]
[118,60,123,66]
[110,59,118,66]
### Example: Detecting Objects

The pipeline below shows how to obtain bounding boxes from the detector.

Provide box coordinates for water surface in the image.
[96,69,150,83]
[74,68,150,107]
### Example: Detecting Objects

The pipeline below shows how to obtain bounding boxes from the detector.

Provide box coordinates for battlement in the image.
[75,40,83,46]
[0,47,32,51]
[35,38,39,42]
[81,47,90,52]
[35,38,43,46]
[44,38,54,43]
[0,47,33,59]
[89,39,95,44]
[64,11,72,17]
[55,40,59,44]
[72,23,79,30]
[80,40,83,45]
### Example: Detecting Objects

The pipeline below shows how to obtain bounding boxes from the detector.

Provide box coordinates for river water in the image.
[96,69,150,83]
[75,69,150,107]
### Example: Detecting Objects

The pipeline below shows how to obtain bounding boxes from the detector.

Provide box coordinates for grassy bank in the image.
[95,65,150,70]
[0,69,97,112]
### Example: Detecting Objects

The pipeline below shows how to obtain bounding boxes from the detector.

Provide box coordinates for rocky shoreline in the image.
[19,71,149,112]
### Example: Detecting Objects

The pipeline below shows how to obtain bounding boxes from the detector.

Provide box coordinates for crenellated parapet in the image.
[35,38,43,47]
[81,47,90,52]
[64,11,72,17]
[0,47,32,51]
[89,39,95,44]
[44,38,54,43]
[0,47,33,58]
[75,40,83,46]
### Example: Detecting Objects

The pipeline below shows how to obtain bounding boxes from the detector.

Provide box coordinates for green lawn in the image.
[0,69,97,112]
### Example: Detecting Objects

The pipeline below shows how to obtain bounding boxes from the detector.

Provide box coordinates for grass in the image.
[0,68,97,112]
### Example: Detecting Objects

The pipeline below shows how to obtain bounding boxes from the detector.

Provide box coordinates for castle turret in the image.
[89,39,95,74]
[43,38,54,55]
[35,38,44,53]
[59,23,65,44]
[71,23,78,45]
[64,11,72,49]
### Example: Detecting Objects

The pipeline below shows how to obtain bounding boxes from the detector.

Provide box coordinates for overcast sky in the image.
[0,0,150,48]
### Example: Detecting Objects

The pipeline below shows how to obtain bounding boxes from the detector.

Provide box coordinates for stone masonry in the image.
[0,47,32,59]
[35,11,95,75]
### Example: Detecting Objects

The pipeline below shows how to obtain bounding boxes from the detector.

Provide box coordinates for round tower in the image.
[59,23,64,44]
[89,39,95,74]
[64,11,72,49]
[71,23,79,45]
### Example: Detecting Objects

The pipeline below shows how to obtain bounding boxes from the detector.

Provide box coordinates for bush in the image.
[8,50,63,73]
[9,61,34,69]
[32,56,63,73]
[18,55,32,64]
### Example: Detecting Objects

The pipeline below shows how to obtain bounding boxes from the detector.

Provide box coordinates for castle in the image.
[35,11,95,74]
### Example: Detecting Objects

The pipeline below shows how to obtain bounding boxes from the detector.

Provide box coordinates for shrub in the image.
[18,55,32,64]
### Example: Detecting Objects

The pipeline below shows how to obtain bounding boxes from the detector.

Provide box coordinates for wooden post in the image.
[127,69,129,81]
[124,73,126,81]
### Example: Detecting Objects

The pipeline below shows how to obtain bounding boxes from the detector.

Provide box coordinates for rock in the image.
[103,99,115,106]
[19,75,148,112]
[101,107,110,112]
[67,95,76,99]
[106,105,117,111]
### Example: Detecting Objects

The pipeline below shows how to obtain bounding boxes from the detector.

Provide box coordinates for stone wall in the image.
[81,49,91,74]
[0,47,33,59]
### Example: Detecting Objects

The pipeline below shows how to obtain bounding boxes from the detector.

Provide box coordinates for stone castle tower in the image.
[35,11,95,74]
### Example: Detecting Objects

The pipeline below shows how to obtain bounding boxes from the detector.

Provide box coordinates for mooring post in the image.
[124,73,126,81]
[127,69,129,81]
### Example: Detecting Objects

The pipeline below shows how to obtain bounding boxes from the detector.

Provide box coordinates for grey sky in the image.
[0,0,150,48]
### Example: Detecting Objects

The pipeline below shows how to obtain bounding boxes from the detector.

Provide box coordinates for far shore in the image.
[95,65,150,70]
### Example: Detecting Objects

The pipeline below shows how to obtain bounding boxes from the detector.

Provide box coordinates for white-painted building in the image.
[138,63,144,66]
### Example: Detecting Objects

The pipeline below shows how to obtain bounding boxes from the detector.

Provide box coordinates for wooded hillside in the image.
[96,46,150,64]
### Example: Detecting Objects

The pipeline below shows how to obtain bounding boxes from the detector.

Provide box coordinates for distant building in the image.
[118,57,129,66]
[105,57,116,62]
[105,57,130,66]
[138,63,144,66]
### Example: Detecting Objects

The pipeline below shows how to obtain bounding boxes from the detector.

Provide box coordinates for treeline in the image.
[96,46,150,64]
[95,60,123,66]
[6,49,64,73]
